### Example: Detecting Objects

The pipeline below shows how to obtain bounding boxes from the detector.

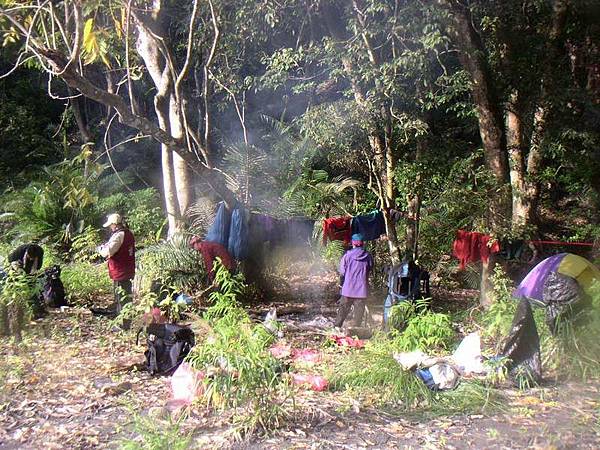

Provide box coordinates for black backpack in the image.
[138,323,195,376]
[41,265,67,308]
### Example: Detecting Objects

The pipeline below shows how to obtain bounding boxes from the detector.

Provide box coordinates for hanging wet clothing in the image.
[205,202,230,247]
[248,214,277,243]
[322,217,352,245]
[190,237,234,280]
[276,218,314,246]
[228,208,248,261]
[351,211,385,241]
[499,239,526,261]
[452,230,500,269]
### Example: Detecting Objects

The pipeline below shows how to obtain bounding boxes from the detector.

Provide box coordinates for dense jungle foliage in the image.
[1,1,600,443]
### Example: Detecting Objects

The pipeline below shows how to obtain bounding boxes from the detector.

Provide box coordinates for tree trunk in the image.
[506,91,531,228]
[161,145,181,236]
[441,0,510,230]
[321,4,401,264]
[406,128,426,260]
[169,95,193,217]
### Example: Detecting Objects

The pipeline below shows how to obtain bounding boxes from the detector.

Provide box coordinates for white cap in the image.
[103,213,122,228]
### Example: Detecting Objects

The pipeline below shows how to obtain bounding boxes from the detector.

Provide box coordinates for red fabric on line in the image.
[452,230,500,269]
[322,217,352,245]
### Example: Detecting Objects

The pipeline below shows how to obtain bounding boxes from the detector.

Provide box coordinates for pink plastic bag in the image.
[331,334,365,349]
[290,373,328,391]
[270,343,292,359]
[292,348,322,364]
[143,307,167,325]
[170,362,205,405]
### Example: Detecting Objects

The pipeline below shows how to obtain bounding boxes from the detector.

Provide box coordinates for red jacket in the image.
[108,229,136,281]
[189,237,234,279]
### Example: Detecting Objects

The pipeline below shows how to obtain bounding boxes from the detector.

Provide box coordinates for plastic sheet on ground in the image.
[429,363,460,390]
[331,334,365,349]
[270,343,292,359]
[169,362,205,405]
[296,315,336,330]
[451,332,486,375]
[291,348,322,365]
[393,351,446,370]
[290,373,328,391]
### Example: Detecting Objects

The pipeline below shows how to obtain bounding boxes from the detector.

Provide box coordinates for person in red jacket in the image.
[98,213,136,322]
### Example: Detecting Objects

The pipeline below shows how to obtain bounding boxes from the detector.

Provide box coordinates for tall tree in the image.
[0,0,237,236]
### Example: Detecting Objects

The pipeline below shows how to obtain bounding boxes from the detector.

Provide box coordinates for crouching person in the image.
[98,213,135,329]
[335,233,373,328]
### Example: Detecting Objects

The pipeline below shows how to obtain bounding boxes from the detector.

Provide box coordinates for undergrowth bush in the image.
[61,261,112,305]
[118,411,192,450]
[0,265,41,341]
[187,261,290,438]
[98,188,165,245]
[136,234,205,297]
[388,300,455,352]
[540,280,600,379]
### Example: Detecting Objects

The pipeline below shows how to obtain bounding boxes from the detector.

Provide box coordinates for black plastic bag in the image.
[500,298,542,385]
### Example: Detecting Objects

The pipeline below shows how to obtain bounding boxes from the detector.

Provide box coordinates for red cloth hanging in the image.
[322,217,352,245]
[452,230,499,269]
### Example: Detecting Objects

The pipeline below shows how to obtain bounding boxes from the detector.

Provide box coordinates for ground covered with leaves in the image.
[1,285,600,449]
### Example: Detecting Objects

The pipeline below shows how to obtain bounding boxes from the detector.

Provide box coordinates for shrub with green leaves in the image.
[61,261,112,305]
[135,234,205,297]
[539,280,600,379]
[70,225,102,263]
[0,150,103,248]
[0,265,41,341]
[392,311,455,352]
[98,188,165,245]
[187,261,289,437]
[118,411,192,450]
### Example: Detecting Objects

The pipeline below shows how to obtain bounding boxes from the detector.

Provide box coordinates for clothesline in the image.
[322,209,402,245]
[452,229,597,269]
[528,240,595,247]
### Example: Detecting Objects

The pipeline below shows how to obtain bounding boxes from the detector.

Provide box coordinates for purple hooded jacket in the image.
[339,247,374,298]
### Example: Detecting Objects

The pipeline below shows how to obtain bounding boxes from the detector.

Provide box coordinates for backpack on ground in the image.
[138,323,195,376]
[41,265,67,308]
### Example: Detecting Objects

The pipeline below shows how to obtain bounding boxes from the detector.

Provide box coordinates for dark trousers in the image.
[113,279,132,313]
[335,296,366,328]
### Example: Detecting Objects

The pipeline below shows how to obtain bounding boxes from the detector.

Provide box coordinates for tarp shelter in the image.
[513,253,600,333]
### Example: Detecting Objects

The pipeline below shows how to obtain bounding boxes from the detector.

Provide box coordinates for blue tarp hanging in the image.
[205,202,230,247]
[228,208,249,261]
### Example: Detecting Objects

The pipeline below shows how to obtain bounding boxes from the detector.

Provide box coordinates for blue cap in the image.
[351,233,364,242]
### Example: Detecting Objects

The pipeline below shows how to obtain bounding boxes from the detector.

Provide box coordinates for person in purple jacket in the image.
[335,233,374,328]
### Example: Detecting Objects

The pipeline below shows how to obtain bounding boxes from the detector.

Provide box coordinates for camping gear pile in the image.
[383,262,431,326]
[513,253,600,333]
[495,253,600,384]
[394,332,487,391]
[138,323,195,376]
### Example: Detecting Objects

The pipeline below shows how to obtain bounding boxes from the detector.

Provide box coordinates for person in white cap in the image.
[98,213,136,328]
